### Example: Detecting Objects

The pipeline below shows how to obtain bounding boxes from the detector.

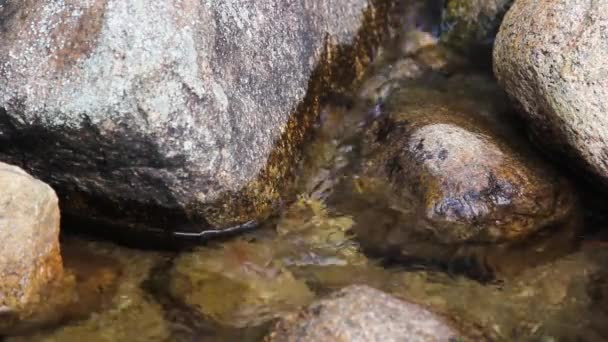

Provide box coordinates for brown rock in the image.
[493,0,608,189]
[0,162,63,322]
[169,240,314,328]
[265,285,462,342]
[336,84,579,275]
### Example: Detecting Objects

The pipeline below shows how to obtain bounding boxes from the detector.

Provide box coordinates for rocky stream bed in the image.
[2,0,608,341]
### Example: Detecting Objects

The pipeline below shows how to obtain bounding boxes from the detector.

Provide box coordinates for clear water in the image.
[5,2,608,341]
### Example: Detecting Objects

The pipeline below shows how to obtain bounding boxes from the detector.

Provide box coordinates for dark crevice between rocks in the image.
[508,102,608,240]
[0,104,205,249]
[378,206,582,284]
[439,0,514,72]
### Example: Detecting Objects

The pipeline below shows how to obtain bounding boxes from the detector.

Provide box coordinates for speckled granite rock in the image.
[0,0,394,236]
[265,285,462,342]
[494,0,608,188]
[0,162,63,323]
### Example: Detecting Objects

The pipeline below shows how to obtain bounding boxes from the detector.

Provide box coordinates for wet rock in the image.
[493,0,608,189]
[441,0,512,58]
[169,240,314,328]
[265,285,463,342]
[275,197,365,268]
[167,196,371,329]
[342,84,579,275]
[0,0,395,236]
[389,249,608,341]
[0,162,63,324]
[10,239,171,341]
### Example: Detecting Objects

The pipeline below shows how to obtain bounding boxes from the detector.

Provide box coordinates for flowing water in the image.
[5,2,608,341]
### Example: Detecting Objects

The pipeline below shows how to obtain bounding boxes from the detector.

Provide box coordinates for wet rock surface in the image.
[0,0,396,236]
[2,0,608,340]
[6,238,170,342]
[166,197,365,329]
[493,0,608,190]
[330,78,580,277]
[389,246,608,341]
[265,285,462,342]
[169,240,314,328]
[365,89,576,244]
[441,0,512,55]
[0,162,64,326]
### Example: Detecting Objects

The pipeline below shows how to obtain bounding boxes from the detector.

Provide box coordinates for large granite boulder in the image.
[494,0,608,188]
[0,162,64,326]
[265,285,463,342]
[0,0,395,236]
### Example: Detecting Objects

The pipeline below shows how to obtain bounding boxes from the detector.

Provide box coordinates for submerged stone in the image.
[275,197,365,267]
[169,240,314,328]
[167,196,372,328]
[336,83,580,276]
[388,247,608,341]
[10,239,170,341]
[265,285,463,342]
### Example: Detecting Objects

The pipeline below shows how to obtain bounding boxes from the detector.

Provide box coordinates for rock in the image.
[441,0,512,58]
[265,285,463,342]
[169,240,314,328]
[493,0,608,189]
[13,238,171,341]
[168,197,370,329]
[388,249,608,341]
[0,162,64,325]
[275,197,365,268]
[0,0,396,236]
[336,82,579,276]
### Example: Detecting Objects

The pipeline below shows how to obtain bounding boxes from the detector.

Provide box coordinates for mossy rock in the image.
[441,0,513,55]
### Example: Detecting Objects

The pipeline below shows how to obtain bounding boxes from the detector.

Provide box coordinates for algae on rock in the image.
[169,240,314,328]
[441,0,512,55]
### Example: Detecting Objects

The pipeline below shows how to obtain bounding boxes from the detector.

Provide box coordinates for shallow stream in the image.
[5,2,608,341]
